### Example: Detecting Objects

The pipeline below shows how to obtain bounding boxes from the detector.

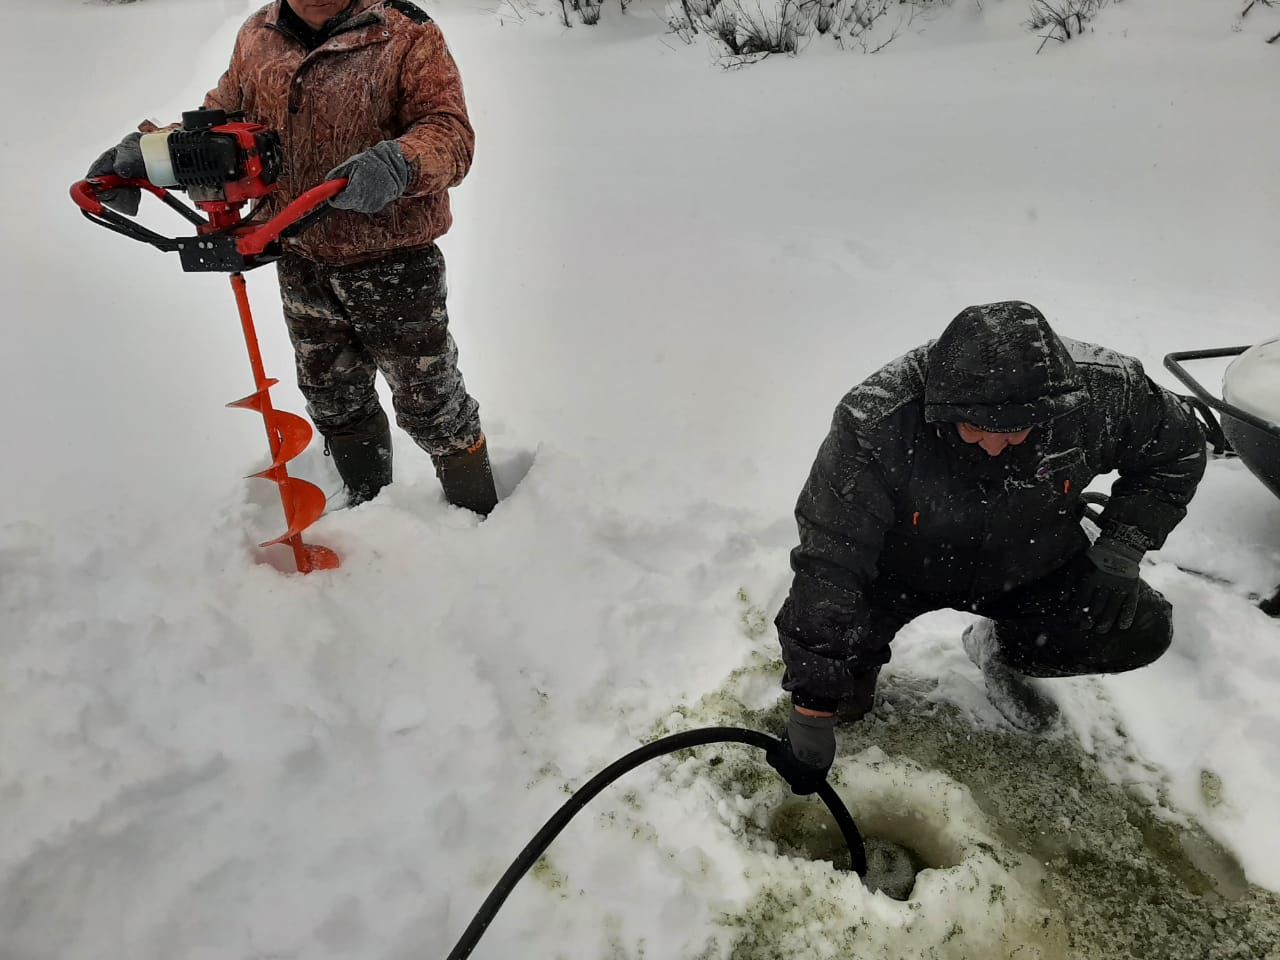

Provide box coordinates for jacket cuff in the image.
[1098,518,1154,553]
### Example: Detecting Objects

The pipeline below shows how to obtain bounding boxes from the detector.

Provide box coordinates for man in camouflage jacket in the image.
[768,301,1207,794]
[91,0,496,514]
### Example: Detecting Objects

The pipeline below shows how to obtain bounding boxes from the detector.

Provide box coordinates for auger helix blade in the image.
[230,402,314,472]
[258,475,328,547]
[259,477,338,572]
[227,272,339,574]
[233,408,339,574]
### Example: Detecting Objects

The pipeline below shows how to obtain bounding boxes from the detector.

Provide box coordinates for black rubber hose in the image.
[445,726,867,960]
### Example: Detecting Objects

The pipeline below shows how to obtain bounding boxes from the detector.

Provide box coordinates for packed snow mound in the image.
[1224,337,1280,426]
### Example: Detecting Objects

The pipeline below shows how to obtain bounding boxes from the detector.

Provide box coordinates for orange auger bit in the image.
[71,109,349,574]
[229,274,339,574]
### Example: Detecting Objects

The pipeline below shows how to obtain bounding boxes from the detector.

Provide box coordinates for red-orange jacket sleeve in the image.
[395,22,475,197]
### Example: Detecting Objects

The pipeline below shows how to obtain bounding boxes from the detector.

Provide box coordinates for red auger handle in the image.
[237,178,348,257]
[70,175,171,217]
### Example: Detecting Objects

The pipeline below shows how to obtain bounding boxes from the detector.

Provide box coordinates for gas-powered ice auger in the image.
[72,108,347,574]
[72,114,877,959]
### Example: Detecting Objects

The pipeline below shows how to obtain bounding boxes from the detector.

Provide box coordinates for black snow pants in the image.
[842,553,1173,716]
[277,244,483,457]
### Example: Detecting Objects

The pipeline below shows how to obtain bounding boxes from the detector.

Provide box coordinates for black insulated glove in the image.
[86,132,147,216]
[766,707,836,796]
[1075,536,1143,634]
[327,140,411,215]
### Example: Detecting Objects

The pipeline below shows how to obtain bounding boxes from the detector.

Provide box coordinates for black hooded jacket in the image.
[775,302,1207,711]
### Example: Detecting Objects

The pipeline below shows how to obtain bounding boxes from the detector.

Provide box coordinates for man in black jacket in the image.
[768,301,1206,794]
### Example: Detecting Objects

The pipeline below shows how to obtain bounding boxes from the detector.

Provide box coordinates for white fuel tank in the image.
[1224,337,1280,426]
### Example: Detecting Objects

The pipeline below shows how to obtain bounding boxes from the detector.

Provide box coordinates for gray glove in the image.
[1075,536,1143,633]
[766,707,836,795]
[326,140,411,215]
[86,132,147,216]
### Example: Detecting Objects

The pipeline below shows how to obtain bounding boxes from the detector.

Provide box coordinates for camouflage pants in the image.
[277,244,482,457]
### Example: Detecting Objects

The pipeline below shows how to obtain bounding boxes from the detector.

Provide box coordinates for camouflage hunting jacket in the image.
[205,0,474,264]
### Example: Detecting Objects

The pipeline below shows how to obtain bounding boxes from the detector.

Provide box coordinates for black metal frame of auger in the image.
[79,199,280,273]
[445,727,867,960]
[78,189,332,273]
[78,198,198,253]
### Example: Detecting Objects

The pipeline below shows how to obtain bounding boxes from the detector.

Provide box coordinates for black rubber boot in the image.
[962,621,1061,734]
[433,435,498,516]
[326,409,393,507]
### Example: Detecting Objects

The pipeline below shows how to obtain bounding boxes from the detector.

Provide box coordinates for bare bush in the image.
[1026,0,1110,53]
[822,0,906,52]
[716,0,803,56]
[559,0,606,26]
[1238,0,1280,43]
[665,0,920,61]
[663,0,802,58]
